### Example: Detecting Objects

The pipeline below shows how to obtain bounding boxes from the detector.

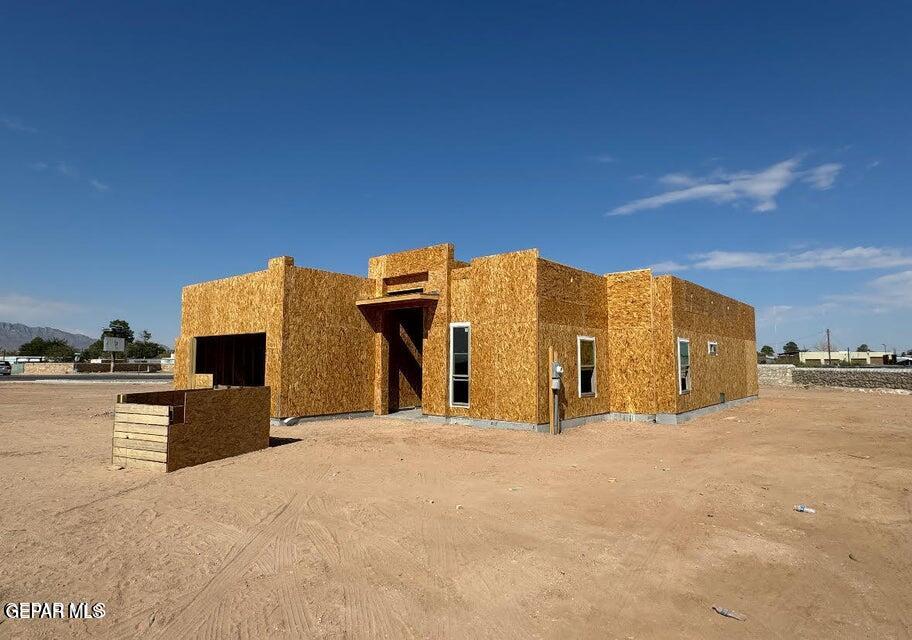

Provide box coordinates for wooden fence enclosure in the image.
[112,387,270,472]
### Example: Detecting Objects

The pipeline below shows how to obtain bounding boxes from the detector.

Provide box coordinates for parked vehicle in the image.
[0,361,12,375]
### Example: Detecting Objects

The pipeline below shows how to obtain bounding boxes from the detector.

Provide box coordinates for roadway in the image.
[0,373,173,383]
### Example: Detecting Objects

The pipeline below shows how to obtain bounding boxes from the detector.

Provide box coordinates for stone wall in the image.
[793,367,912,391]
[75,363,162,373]
[757,364,794,386]
[758,364,912,390]
[21,362,74,375]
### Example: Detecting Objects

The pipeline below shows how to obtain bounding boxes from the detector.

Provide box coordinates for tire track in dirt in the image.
[108,463,331,639]
[609,504,684,620]
[311,493,411,639]
[159,465,332,640]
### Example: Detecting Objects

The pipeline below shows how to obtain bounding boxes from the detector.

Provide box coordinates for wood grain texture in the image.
[167,387,270,472]
[110,424,169,436]
[605,270,657,415]
[114,403,169,416]
[453,250,539,424]
[111,456,166,472]
[113,431,168,443]
[281,266,375,417]
[112,438,167,452]
[112,387,270,472]
[367,244,453,417]
[174,259,286,414]
[114,413,170,426]
[666,276,758,414]
[112,447,167,462]
[537,259,610,424]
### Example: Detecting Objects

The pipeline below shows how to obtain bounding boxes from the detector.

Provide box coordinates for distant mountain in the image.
[0,322,96,351]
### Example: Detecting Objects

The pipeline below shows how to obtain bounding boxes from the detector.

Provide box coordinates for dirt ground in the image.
[0,383,910,639]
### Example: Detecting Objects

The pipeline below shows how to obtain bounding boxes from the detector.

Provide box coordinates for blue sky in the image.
[1,1,910,352]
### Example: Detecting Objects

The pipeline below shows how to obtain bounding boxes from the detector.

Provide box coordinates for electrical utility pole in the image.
[826,328,832,366]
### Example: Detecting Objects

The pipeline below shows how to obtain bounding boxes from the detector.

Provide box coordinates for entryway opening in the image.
[388,308,423,412]
[194,332,266,386]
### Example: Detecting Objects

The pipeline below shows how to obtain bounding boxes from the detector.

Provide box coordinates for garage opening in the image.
[388,308,423,412]
[194,333,266,387]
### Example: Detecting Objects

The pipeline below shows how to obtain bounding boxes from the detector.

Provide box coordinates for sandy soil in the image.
[0,382,910,639]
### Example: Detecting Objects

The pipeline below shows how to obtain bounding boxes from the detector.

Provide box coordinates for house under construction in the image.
[174,244,758,429]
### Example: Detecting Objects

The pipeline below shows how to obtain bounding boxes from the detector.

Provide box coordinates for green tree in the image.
[43,339,76,361]
[104,319,134,343]
[782,341,799,354]
[17,337,75,360]
[856,344,870,352]
[125,329,170,359]
[18,337,48,356]
[760,345,775,356]
[79,340,103,361]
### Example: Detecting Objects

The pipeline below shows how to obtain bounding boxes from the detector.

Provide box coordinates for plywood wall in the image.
[460,250,540,424]
[537,259,611,424]
[174,258,287,415]
[665,277,758,414]
[605,270,658,415]
[367,244,453,416]
[167,387,270,472]
[652,276,679,414]
[279,266,375,418]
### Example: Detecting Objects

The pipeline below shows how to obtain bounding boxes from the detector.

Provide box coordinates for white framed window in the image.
[577,336,596,397]
[708,341,718,356]
[449,323,470,407]
[677,337,691,394]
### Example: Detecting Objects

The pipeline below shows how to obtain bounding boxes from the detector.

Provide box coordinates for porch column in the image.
[373,312,390,415]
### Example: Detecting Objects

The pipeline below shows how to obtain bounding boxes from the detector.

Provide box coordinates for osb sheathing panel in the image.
[167,387,270,472]
[174,259,287,415]
[367,244,453,416]
[446,251,539,423]
[280,266,375,417]
[652,276,679,414]
[605,270,658,415]
[449,269,471,320]
[537,259,611,423]
[666,277,758,414]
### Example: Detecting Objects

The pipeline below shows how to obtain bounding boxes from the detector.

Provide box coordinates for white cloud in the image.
[0,293,83,326]
[29,160,110,192]
[657,172,700,187]
[608,157,843,216]
[824,270,912,308]
[647,260,689,273]
[1,116,37,133]
[801,163,842,190]
[593,154,617,163]
[56,161,78,177]
[665,246,912,272]
[757,272,912,348]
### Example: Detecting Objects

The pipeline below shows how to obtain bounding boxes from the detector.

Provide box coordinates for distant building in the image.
[798,350,892,365]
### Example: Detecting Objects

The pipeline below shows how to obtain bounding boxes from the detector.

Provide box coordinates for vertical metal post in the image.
[548,346,556,435]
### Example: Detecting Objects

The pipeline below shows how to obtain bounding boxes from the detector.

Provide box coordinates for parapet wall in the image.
[758,365,912,390]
